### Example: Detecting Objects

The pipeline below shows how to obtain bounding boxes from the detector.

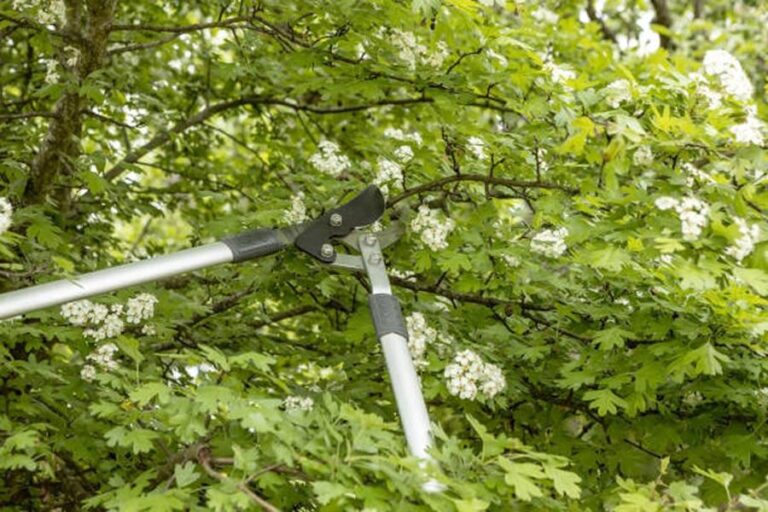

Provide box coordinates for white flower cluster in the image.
[411,205,455,251]
[633,145,654,166]
[393,145,414,163]
[535,148,549,173]
[283,192,308,224]
[373,157,403,198]
[38,0,66,25]
[531,7,559,24]
[0,197,12,235]
[125,293,158,324]
[655,196,710,241]
[726,217,760,263]
[405,312,437,367]
[702,49,754,102]
[80,343,119,381]
[282,395,314,412]
[383,127,423,145]
[308,140,351,177]
[543,61,576,86]
[444,349,506,400]
[44,59,59,84]
[602,79,632,108]
[61,293,158,341]
[467,136,487,160]
[389,29,449,70]
[681,162,715,186]
[731,106,764,146]
[530,227,568,258]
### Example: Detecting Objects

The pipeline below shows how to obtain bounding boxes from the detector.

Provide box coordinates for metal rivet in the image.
[329,213,343,227]
[320,243,334,258]
[364,234,377,246]
[368,253,382,265]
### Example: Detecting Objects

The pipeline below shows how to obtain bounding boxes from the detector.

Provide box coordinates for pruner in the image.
[0,186,439,486]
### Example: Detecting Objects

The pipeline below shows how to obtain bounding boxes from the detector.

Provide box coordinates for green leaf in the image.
[583,388,628,416]
[130,382,171,406]
[313,481,349,505]
[174,462,200,488]
[733,267,768,295]
[497,458,544,501]
[543,465,581,498]
[592,327,633,351]
[453,498,490,512]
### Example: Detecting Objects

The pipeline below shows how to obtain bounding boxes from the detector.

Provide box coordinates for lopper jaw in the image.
[291,185,403,271]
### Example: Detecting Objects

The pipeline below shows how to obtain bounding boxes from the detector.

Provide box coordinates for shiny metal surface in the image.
[0,242,234,319]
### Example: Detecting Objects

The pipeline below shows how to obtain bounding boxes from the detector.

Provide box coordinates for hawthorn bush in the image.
[2,0,768,510]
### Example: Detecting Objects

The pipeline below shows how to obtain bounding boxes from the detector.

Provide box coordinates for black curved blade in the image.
[295,186,385,263]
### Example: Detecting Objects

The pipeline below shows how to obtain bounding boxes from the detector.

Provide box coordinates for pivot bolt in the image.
[368,253,382,265]
[329,213,343,227]
[320,243,334,259]
[364,234,377,246]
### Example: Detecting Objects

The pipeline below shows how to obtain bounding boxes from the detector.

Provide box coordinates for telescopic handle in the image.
[0,228,291,320]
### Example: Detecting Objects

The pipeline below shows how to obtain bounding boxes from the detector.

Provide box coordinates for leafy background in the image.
[1,0,768,510]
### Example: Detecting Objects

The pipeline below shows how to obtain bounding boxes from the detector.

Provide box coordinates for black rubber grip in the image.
[368,293,408,338]
[222,228,286,263]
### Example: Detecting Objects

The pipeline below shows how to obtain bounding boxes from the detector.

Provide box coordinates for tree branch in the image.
[0,111,58,122]
[197,447,280,512]
[391,276,553,312]
[650,0,675,49]
[585,0,618,44]
[111,16,248,33]
[387,174,575,206]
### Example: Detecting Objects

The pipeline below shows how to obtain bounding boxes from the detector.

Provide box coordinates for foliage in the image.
[1,0,768,509]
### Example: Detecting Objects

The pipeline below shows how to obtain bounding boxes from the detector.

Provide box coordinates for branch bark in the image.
[585,0,618,44]
[387,174,576,206]
[23,0,117,206]
[197,447,280,512]
[650,0,675,49]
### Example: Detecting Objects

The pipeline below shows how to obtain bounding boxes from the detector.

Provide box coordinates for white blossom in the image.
[0,198,13,235]
[308,140,351,177]
[467,136,487,160]
[405,312,437,367]
[393,145,414,163]
[80,364,96,382]
[479,362,506,396]
[502,254,520,267]
[84,314,124,341]
[141,324,156,336]
[125,293,158,324]
[284,192,308,224]
[44,59,59,84]
[661,196,710,241]
[731,107,764,146]
[444,349,505,400]
[544,61,575,85]
[389,29,449,69]
[411,205,455,251]
[283,395,314,412]
[602,79,632,108]
[383,127,422,145]
[535,148,549,173]
[37,0,66,25]
[531,7,559,24]
[633,146,654,167]
[61,300,95,326]
[654,196,678,211]
[86,343,119,371]
[681,162,715,185]
[702,49,754,102]
[530,227,568,258]
[726,217,760,263]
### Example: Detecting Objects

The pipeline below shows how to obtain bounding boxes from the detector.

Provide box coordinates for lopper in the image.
[0,186,440,487]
